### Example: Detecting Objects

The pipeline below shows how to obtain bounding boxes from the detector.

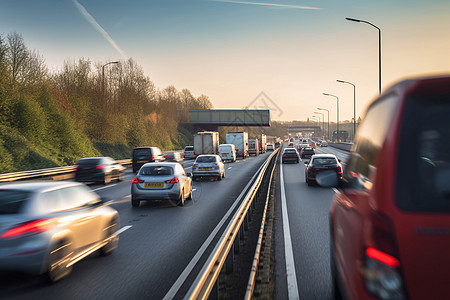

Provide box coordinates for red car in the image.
[329,75,450,300]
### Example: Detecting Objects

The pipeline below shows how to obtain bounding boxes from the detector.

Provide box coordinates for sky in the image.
[1,0,449,122]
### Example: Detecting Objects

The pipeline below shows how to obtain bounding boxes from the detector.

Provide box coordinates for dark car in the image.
[300,146,315,158]
[304,154,342,186]
[329,75,450,300]
[131,147,164,173]
[75,157,125,185]
[275,142,281,149]
[282,148,299,163]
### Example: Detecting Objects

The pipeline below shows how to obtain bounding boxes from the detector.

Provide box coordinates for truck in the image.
[226,132,249,159]
[194,131,219,155]
[260,134,267,153]
[248,138,260,156]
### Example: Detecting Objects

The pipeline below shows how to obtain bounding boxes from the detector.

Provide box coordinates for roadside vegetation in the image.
[0,32,212,173]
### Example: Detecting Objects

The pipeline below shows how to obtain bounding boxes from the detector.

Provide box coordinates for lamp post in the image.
[102,61,119,96]
[310,116,320,138]
[346,17,381,94]
[317,107,330,140]
[337,79,356,139]
[314,111,324,139]
[323,93,339,141]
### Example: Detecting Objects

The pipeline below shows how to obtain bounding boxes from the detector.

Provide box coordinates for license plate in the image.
[144,182,164,188]
[137,160,148,163]
[222,154,228,156]
[198,167,212,171]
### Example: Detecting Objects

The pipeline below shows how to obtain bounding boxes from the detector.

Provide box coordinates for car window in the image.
[344,93,398,189]
[40,189,65,212]
[312,157,337,166]
[196,156,216,163]
[185,146,194,151]
[59,186,99,210]
[284,149,296,153]
[0,190,31,214]
[140,166,174,175]
[133,148,152,157]
[396,95,450,212]
[77,158,102,165]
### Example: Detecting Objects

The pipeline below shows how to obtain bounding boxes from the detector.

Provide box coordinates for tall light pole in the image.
[337,79,356,139]
[102,61,119,96]
[346,17,381,94]
[314,111,324,139]
[317,107,330,140]
[323,93,339,141]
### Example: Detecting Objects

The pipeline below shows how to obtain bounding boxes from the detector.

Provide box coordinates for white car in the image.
[267,144,274,151]
[192,155,225,181]
[218,144,236,162]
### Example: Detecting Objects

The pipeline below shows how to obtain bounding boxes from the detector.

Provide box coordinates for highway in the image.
[274,145,349,299]
[0,153,272,300]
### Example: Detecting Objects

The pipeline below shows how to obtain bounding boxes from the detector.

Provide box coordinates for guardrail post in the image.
[208,281,218,300]
[244,214,249,230]
[234,235,240,254]
[239,225,245,240]
[226,244,234,273]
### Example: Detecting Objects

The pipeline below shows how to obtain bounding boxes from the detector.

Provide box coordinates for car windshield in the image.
[185,147,194,151]
[0,190,31,214]
[312,158,337,166]
[284,149,296,153]
[140,166,173,176]
[77,158,102,165]
[134,149,152,156]
[196,156,216,163]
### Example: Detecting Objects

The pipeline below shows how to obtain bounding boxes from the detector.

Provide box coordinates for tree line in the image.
[0,32,212,173]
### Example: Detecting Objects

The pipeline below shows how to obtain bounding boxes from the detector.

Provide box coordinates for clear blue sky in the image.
[1,0,449,121]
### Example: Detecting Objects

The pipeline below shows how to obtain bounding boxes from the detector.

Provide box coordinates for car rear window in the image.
[196,156,216,163]
[77,158,102,165]
[184,146,194,151]
[0,190,31,214]
[140,166,174,176]
[313,157,337,166]
[284,149,296,153]
[133,148,152,157]
[396,95,450,212]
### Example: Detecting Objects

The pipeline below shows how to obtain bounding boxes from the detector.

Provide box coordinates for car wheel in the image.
[103,174,111,185]
[297,159,299,163]
[100,218,119,256]
[187,187,193,200]
[217,174,222,181]
[177,189,185,206]
[307,180,313,186]
[222,171,225,178]
[47,240,72,283]
[131,197,140,207]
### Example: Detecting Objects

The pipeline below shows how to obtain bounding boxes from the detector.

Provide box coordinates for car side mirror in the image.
[187,172,192,177]
[304,161,308,165]
[338,159,342,163]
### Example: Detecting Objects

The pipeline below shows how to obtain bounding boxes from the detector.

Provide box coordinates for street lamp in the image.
[317,107,330,140]
[323,93,339,141]
[346,17,381,94]
[314,111,324,139]
[337,79,356,139]
[102,61,119,95]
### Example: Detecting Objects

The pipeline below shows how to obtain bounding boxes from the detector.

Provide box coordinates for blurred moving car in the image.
[329,75,450,300]
[75,157,125,185]
[0,181,119,282]
[131,162,192,207]
[218,144,236,162]
[131,147,164,173]
[267,144,274,151]
[192,155,225,181]
[275,142,281,149]
[300,145,315,158]
[164,152,182,162]
[183,146,195,160]
[320,140,328,147]
[304,154,342,186]
[282,148,299,163]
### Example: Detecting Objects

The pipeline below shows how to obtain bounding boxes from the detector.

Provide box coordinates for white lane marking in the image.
[227,167,232,170]
[115,225,132,235]
[192,189,197,192]
[280,160,301,300]
[163,160,265,300]
[93,184,117,191]
[332,187,339,194]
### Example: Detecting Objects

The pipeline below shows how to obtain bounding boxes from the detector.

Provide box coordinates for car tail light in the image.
[308,167,319,171]
[362,212,405,300]
[193,164,197,168]
[1,219,52,239]
[152,156,155,160]
[74,166,78,171]
[336,166,342,174]
[165,177,179,183]
[96,165,104,169]
[211,151,214,154]
[130,156,133,159]
[132,177,144,183]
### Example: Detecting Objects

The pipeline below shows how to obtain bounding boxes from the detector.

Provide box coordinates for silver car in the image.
[0,181,119,282]
[192,155,225,181]
[131,162,192,207]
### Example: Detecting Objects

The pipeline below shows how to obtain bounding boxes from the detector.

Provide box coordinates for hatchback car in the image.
[164,152,182,162]
[131,147,164,173]
[282,148,299,163]
[0,181,119,282]
[131,162,192,207]
[75,157,125,185]
[218,144,236,162]
[267,144,274,151]
[329,75,450,300]
[300,145,315,158]
[304,154,342,186]
[192,155,225,181]
[183,146,195,160]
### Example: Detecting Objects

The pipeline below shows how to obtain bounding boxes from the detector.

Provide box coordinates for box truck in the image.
[226,132,249,159]
[248,138,260,156]
[194,131,219,155]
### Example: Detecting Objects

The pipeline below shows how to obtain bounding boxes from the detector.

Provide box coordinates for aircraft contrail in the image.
[73,0,128,59]
[210,0,321,10]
